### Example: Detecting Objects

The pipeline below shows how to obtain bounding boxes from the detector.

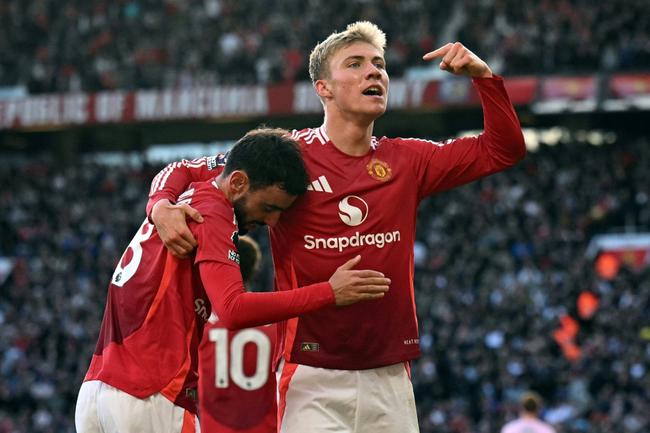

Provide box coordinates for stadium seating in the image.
[1,135,648,432]
[0,0,647,95]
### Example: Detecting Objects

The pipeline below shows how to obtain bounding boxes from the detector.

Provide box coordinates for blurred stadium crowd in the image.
[1,133,648,433]
[0,0,648,94]
[1,0,650,432]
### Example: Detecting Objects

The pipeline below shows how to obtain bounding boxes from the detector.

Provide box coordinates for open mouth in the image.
[362,85,384,97]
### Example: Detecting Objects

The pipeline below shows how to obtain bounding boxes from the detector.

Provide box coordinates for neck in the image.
[214,174,234,203]
[323,110,375,156]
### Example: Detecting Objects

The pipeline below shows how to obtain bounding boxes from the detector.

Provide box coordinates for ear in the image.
[228,170,249,197]
[315,79,333,100]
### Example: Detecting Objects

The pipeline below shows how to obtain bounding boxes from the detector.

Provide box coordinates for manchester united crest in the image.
[366,159,392,181]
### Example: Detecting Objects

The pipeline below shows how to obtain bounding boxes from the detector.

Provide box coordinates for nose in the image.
[265,211,282,227]
[365,64,382,80]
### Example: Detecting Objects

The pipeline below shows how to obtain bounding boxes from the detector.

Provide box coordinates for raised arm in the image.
[413,42,526,197]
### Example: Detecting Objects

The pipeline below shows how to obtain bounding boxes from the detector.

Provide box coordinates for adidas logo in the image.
[306,175,332,193]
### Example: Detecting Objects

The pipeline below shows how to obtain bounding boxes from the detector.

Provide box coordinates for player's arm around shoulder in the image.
[148,156,227,257]
[150,177,228,259]
[151,198,204,258]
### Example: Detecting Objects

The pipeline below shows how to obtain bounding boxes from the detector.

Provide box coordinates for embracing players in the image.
[149,22,526,433]
[75,128,390,433]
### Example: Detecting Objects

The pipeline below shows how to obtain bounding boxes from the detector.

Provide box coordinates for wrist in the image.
[151,199,173,223]
[476,67,493,78]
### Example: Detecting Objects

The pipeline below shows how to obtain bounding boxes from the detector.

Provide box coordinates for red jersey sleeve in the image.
[199,263,334,330]
[146,155,227,218]
[191,191,239,266]
[191,189,335,330]
[405,75,526,199]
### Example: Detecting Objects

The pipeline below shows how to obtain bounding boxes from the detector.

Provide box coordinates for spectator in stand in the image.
[0,0,647,94]
[500,391,556,433]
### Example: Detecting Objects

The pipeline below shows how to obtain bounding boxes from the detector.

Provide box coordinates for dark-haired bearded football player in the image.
[147,21,526,433]
[75,128,390,433]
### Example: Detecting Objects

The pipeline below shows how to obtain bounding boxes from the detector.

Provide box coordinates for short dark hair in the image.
[224,127,308,196]
[520,391,542,414]
[237,236,262,284]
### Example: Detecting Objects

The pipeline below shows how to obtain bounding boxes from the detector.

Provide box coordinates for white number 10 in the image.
[209,328,271,391]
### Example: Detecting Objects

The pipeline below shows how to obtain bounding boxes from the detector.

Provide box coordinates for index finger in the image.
[352,270,387,278]
[179,229,198,248]
[165,237,195,255]
[422,43,453,61]
[163,229,197,252]
[169,246,191,259]
[355,277,391,287]
[179,203,204,223]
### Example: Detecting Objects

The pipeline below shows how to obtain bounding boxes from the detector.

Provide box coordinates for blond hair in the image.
[309,21,386,83]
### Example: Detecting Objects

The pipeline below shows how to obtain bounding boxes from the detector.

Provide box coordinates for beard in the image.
[232,195,249,235]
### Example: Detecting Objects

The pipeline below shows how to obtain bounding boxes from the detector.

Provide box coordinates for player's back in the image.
[84,179,227,412]
[199,316,277,433]
[501,418,556,433]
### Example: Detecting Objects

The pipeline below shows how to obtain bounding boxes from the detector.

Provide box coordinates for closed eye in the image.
[264,204,286,212]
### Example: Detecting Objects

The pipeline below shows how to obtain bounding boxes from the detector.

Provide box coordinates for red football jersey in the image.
[85,181,233,413]
[86,179,334,413]
[199,318,277,433]
[147,76,525,370]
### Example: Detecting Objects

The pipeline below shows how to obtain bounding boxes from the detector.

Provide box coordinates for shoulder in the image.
[377,136,445,149]
[180,154,227,171]
[499,421,515,433]
[187,182,238,248]
[374,136,447,164]
[290,127,329,148]
[542,422,557,433]
[182,180,233,220]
